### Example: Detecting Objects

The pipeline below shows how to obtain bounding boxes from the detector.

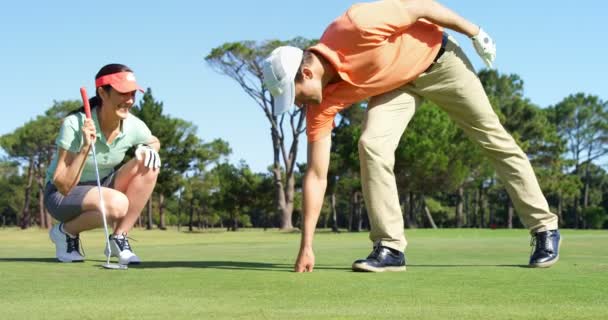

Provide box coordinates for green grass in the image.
[0,228,606,320]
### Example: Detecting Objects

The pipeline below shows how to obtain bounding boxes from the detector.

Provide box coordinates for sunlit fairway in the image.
[0,228,606,319]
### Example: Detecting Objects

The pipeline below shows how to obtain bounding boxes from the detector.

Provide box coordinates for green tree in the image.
[181,139,232,231]
[327,103,365,232]
[0,160,25,226]
[548,93,608,227]
[576,163,607,228]
[395,102,474,228]
[130,89,230,229]
[0,100,80,229]
[208,162,262,231]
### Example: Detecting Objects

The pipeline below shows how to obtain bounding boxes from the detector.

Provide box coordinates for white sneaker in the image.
[104,234,140,265]
[49,223,85,263]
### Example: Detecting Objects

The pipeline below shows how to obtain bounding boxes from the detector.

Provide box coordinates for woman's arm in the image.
[52,146,90,195]
[52,118,96,195]
[145,135,161,152]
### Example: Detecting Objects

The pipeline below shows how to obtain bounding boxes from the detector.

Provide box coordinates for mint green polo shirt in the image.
[45,109,153,184]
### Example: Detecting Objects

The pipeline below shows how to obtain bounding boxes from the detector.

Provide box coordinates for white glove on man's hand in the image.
[471,27,496,68]
[135,144,161,170]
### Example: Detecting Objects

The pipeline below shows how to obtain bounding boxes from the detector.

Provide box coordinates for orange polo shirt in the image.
[306,0,443,142]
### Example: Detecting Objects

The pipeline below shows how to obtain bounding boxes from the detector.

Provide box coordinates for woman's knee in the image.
[104,192,129,219]
[135,159,160,181]
[145,166,160,180]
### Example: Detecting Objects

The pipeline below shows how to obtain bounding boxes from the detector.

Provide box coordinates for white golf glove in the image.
[471,27,496,68]
[135,144,161,170]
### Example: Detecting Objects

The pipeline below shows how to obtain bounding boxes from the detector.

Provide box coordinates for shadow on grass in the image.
[89,260,351,272]
[0,257,58,263]
[0,258,528,270]
[408,264,528,268]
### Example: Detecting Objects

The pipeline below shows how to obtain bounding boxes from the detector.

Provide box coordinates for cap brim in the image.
[272,80,295,116]
[111,81,145,94]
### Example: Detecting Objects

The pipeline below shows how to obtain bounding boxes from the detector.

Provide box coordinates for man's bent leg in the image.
[359,88,421,252]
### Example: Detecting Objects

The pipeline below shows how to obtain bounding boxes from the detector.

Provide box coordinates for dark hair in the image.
[294,50,316,83]
[69,63,134,116]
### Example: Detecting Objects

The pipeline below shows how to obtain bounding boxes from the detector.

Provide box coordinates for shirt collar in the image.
[91,108,126,141]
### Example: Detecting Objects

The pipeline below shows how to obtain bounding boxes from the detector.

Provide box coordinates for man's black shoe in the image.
[352,246,406,272]
[529,229,561,268]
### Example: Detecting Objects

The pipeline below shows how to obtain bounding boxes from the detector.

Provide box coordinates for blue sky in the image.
[1,0,605,172]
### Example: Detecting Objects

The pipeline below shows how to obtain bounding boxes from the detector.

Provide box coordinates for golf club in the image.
[80,87,127,270]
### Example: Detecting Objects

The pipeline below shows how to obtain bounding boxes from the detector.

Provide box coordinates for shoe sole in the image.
[105,249,140,265]
[529,238,562,268]
[106,251,141,265]
[529,255,559,268]
[351,263,406,272]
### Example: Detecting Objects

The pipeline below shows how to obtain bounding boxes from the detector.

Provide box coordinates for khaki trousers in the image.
[358,35,559,252]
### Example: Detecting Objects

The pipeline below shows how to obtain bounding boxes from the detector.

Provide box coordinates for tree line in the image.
[1,38,606,231]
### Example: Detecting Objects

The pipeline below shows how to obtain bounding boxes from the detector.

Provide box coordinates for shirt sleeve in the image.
[306,102,349,142]
[56,114,83,153]
[127,114,154,146]
[347,0,416,39]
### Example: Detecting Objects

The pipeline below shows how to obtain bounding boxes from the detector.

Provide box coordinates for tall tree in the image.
[0,160,25,226]
[205,37,315,230]
[131,88,231,230]
[0,100,80,228]
[209,162,261,231]
[548,93,608,227]
[395,102,474,228]
[130,89,226,229]
[576,163,607,228]
[182,138,232,231]
[327,103,365,232]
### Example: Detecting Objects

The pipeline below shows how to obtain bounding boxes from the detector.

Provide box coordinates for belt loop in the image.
[424,31,449,73]
[433,32,448,63]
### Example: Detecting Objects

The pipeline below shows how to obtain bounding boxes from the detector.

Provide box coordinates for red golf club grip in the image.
[80,87,92,119]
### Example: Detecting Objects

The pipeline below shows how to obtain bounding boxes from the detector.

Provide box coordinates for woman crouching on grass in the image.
[45,63,160,264]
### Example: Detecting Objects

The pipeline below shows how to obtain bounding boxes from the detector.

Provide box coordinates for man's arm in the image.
[400,0,479,37]
[294,134,332,272]
[401,0,496,67]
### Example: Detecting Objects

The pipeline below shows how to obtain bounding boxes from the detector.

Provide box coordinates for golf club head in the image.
[102,263,128,270]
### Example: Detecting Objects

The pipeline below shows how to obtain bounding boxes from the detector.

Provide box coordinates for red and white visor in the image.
[95,71,144,93]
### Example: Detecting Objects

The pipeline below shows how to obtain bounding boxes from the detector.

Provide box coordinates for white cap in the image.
[262,46,303,116]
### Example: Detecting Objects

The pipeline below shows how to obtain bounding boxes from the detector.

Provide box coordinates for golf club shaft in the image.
[90,144,113,264]
[80,87,113,263]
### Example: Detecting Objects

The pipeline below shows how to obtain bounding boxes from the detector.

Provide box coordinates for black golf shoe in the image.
[529,229,561,268]
[352,245,406,272]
